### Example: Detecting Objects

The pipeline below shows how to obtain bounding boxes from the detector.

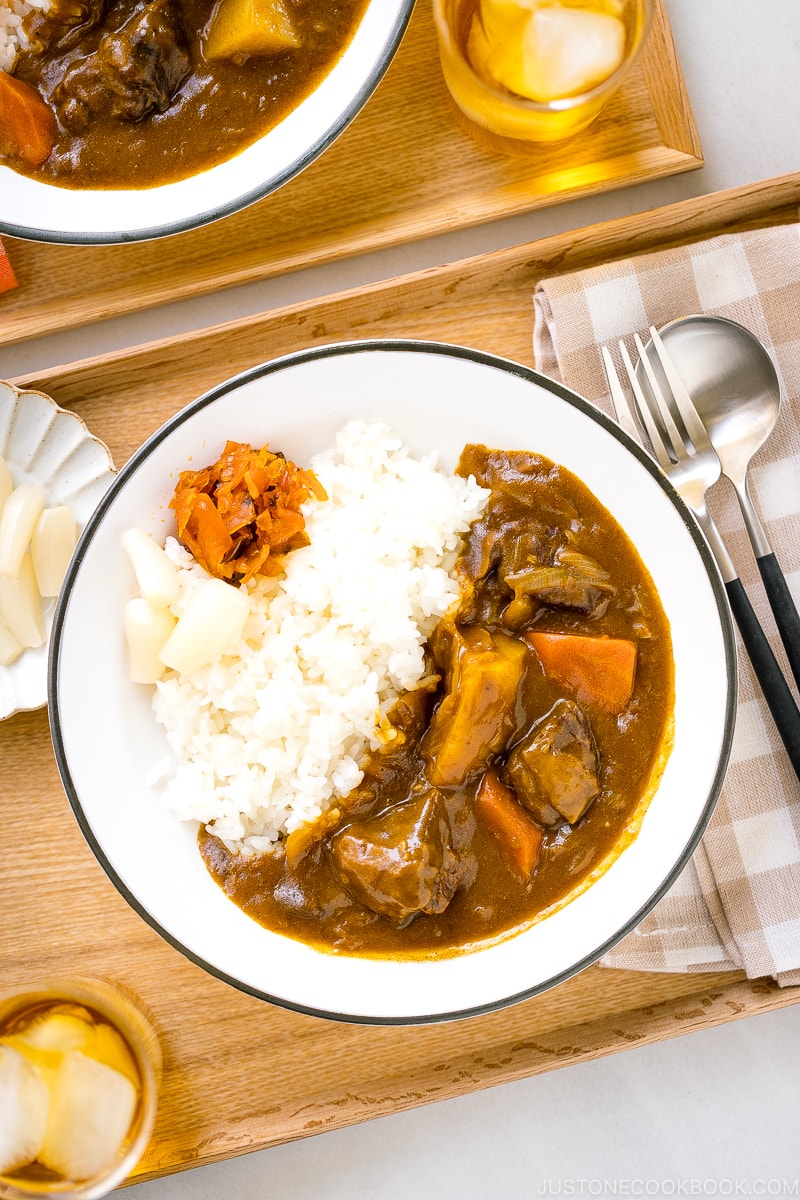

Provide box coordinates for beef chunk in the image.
[329,786,464,926]
[496,522,553,580]
[456,446,579,522]
[504,699,600,827]
[54,0,190,131]
[458,516,553,590]
[24,0,106,52]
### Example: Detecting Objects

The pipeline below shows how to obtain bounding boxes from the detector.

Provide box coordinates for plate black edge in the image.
[47,337,739,1028]
[0,2,416,246]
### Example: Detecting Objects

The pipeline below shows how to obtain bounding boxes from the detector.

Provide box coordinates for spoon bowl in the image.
[646,315,781,497]
[637,313,800,693]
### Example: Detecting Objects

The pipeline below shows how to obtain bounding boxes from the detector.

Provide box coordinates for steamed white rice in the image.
[0,0,50,72]
[151,421,490,854]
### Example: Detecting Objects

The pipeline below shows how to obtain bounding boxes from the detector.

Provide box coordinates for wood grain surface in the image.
[5,170,800,1184]
[0,0,702,349]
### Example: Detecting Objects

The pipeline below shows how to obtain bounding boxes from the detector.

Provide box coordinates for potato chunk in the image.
[203,0,300,61]
[422,626,527,787]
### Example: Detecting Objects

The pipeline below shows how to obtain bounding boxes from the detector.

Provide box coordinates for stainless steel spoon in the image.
[638,315,800,692]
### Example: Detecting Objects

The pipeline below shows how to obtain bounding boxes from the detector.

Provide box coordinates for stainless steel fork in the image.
[603,326,800,780]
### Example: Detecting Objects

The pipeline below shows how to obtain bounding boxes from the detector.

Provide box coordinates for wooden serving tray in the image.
[0,0,701,349]
[5,170,800,1185]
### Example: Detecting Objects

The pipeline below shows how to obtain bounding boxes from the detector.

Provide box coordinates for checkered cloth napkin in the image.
[532,222,800,986]
[0,239,18,295]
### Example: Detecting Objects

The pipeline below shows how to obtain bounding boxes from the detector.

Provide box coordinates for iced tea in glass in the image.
[0,979,161,1200]
[433,0,653,149]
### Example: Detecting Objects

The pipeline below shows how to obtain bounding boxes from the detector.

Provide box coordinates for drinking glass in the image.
[433,0,653,150]
[0,978,162,1200]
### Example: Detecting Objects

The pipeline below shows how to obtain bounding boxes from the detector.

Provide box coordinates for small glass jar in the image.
[0,978,162,1200]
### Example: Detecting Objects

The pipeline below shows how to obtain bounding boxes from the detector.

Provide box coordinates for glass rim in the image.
[432,0,655,115]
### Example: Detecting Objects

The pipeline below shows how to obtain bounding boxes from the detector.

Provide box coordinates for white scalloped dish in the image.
[0,381,116,719]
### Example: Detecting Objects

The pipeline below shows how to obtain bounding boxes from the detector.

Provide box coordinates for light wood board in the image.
[0,0,702,349]
[5,170,800,1185]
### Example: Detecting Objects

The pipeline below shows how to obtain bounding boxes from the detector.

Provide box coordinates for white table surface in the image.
[6,0,800,1193]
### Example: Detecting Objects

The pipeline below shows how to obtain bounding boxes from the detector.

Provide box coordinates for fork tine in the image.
[634,332,686,461]
[601,346,642,447]
[616,339,672,474]
[648,325,714,454]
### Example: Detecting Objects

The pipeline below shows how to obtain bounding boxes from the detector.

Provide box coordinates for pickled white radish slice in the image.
[159,577,250,675]
[0,554,45,649]
[32,507,78,597]
[124,598,177,684]
[0,457,13,516]
[0,612,23,666]
[122,528,180,608]
[0,484,45,578]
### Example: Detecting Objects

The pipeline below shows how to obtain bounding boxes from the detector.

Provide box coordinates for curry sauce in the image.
[200,446,674,959]
[10,0,369,187]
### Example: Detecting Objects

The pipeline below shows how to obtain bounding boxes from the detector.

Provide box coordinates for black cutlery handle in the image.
[757,552,800,693]
[726,578,800,780]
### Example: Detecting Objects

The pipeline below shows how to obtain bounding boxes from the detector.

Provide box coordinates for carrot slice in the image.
[0,73,57,166]
[182,493,234,573]
[476,770,543,878]
[525,630,637,714]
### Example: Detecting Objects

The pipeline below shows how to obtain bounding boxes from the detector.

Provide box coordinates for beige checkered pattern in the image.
[532,222,800,985]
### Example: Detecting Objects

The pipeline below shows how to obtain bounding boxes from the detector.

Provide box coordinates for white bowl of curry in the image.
[49,341,737,1023]
[0,0,413,243]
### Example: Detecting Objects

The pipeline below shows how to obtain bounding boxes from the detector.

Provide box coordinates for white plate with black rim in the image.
[49,340,736,1024]
[1,1,414,245]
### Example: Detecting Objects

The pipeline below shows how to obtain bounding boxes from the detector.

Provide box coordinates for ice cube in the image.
[522,7,626,100]
[478,0,537,48]
[7,1013,138,1088]
[13,1011,94,1055]
[40,1051,137,1181]
[473,1,626,103]
[90,1025,139,1088]
[0,1044,49,1174]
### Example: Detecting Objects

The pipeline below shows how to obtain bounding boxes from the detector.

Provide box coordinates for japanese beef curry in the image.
[201,445,674,958]
[5,0,368,186]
